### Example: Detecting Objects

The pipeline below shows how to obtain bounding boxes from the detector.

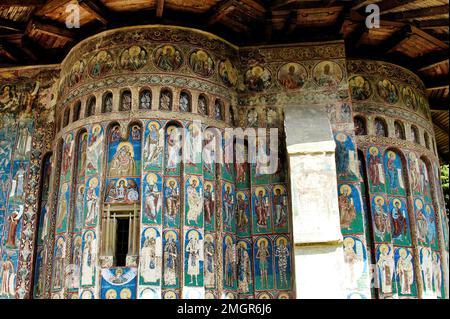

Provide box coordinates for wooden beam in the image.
[207,0,236,26]
[265,9,273,42]
[351,0,381,11]
[415,19,449,29]
[0,43,19,62]
[78,0,109,25]
[0,0,46,6]
[383,25,413,54]
[378,0,418,14]
[283,10,298,35]
[424,76,449,91]
[0,17,25,33]
[27,18,75,41]
[416,50,449,72]
[156,0,165,18]
[384,5,449,21]
[36,0,70,16]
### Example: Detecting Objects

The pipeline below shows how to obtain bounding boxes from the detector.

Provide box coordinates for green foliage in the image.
[441,164,449,218]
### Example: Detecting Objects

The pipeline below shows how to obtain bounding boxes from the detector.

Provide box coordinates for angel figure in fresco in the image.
[164,180,180,224]
[144,180,161,222]
[397,249,414,295]
[255,190,269,228]
[109,144,136,177]
[144,124,163,165]
[0,257,14,297]
[203,183,214,225]
[237,243,252,294]
[275,238,290,288]
[256,239,270,289]
[391,199,408,239]
[368,148,383,187]
[81,233,95,286]
[186,178,203,225]
[186,233,201,285]
[163,234,178,286]
[377,245,394,294]
[224,239,235,287]
[338,185,356,229]
[273,187,287,228]
[141,232,157,283]
[6,208,23,248]
[236,193,249,232]
[204,236,215,288]
[374,197,390,238]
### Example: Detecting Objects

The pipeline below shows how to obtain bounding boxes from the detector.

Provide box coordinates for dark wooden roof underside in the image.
[0,0,448,162]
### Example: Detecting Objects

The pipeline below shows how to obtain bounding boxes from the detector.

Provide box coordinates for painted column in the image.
[285,104,346,299]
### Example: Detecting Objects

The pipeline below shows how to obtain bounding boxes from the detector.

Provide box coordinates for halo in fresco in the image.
[119,45,148,71]
[277,62,307,90]
[312,61,343,87]
[69,60,85,86]
[189,49,214,77]
[88,50,114,78]
[348,75,371,100]
[244,65,272,92]
[153,45,183,71]
[218,59,238,87]
[377,79,399,104]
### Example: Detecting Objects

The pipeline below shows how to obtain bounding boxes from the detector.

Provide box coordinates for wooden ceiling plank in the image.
[283,10,298,35]
[378,0,418,14]
[0,0,46,6]
[156,0,165,18]
[383,5,450,21]
[416,50,449,71]
[0,17,25,33]
[36,0,70,16]
[383,24,413,54]
[0,43,18,62]
[416,18,449,29]
[411,26,449,50]
[207,0,236,26]
[28,17,75,41]
[425,76,450,91]
[78,0,109,25]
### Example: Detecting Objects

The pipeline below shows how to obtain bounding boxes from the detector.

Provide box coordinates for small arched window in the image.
[102,92,113,113]
[159,89,172,111]
[198,94,208,116]
[411,125,420,144]
[214,99,223,121]
[63,107,70,127]
[374,117,388,137]
[424,132,430,149]
[354,116,367,136]
[139,89,152,110]
[120,90,132,111]
[394,121,405,140]
[179,91,191,112]
[86,96,96,117]
[73,101,81,122]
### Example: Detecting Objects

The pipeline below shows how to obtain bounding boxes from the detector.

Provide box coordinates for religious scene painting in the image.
[84,177,100,227]
[375,244,395,297]
[185,175,203,228]
[244,65,272,92]
[219,59,238,87]
[80,230,97,288]
[101,268,137,299]
[139,226,162,285]
[370,195,392,243]
[414,198,437,249]
[349,75,371,101]
[143,121,164,170]
[142,173,163,224]
[189,49,214,77]
[89,50,114,78]
[334,133,358,181]
[252,187,272,235]
[107,125,141,178]
[277,63,306,90]
[119,45,148,71]
[377,79,399,105]
[271,185,289,233]
[105,178,140,204]
[55,183,70,233]
[184,229,204,287]
[312,61,343,87]
[86,124,104,176]
[365,148,385,189]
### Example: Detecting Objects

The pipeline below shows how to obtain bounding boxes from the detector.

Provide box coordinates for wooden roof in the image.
[0,0,448,161]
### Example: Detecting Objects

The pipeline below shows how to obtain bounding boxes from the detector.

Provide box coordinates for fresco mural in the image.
[101,268,137,299]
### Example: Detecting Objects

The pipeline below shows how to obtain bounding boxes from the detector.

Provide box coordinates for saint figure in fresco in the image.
[144,124,163,165]
[255,190,269,228]
[432,253,442,298]
[387,153,400,192]
[335,135,349,176]
[163,235,177,286]
[164,180,179,224]
[256,240,270,289]
[81,233,95,286]
[204,237,215,288]
[236,193,249,232]
[166,127,181,169]
[374,198,390,238]
[12,162,25,199]
[85,182,98,225]
[186,178,202,225]
[144,182,160,221]
[391,199,408,239]
[109,144,136,177]
[224,240,235,287]
[397,249,414,295]
[273,188,287,227]
[237,243,251,293]
[275,239,290,288]
[421,249,433,293]
[338,186,356,229]
[415,203,429,243]
[61,140,73,176]
[368,150,382,187]
[223,186,234,226]
[377,245,394,294]
[141,235,157,283]
[6,209,23,248]
[203,184,214,225]
[0,257,14,297]
[186,235,200,285]
[53,240,65,289]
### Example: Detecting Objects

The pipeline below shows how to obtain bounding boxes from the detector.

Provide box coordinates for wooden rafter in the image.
[0,17,25,33]
[377,0,418,14]
[207,0,236,26]
[415,19,449,29]
[416,50,449,72]
[156,0,165,18]
[0,0,46,6]
[78,0,109,25]
[425,76,450,91]
[283,10,298,35]
[27,17,75,41]
[383,5,450,21]
[383,25,413,54]
[0,43,19,62]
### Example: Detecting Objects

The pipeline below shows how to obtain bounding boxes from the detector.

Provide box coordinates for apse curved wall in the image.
[348,59,449,299]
